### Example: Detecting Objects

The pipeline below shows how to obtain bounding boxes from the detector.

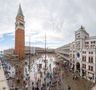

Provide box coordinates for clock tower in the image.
[15,4,25,59]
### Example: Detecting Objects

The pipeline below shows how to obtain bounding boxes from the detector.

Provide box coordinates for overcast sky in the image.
[0,0,96,50]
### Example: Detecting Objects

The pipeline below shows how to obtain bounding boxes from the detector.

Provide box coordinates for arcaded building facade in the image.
[56,26,96,82]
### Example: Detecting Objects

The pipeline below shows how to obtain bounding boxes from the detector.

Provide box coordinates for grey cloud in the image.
[0,0,96,49]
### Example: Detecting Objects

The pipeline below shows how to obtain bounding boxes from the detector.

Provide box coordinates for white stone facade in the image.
[56,26,96,83]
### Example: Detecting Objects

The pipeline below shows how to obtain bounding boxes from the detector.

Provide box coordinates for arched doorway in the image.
[76,62,80,72]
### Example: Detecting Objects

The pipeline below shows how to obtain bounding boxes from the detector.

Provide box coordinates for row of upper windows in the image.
[85,41,96,44]
[71,43,95,50]
[82,64,93,71]
[82,51,93,54]
[82,56,94,63]
[85,45,95,48]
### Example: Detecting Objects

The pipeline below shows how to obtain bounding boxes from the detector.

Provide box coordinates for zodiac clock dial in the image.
[77,52,80,58]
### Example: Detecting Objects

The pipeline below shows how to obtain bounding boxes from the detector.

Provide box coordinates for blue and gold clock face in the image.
[77,52,80,58]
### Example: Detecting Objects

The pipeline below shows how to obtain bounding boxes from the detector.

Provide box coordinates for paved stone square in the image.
[59,65,94,90]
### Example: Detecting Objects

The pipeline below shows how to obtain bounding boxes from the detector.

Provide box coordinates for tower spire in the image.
[15,3,25,59]
[17,4,24,16]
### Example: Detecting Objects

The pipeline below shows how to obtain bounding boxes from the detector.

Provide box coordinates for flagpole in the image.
[45,33,47,90]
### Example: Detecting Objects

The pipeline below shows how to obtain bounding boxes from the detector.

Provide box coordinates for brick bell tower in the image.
[15,4,25,60]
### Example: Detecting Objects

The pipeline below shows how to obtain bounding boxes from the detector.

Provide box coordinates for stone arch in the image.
[76,62,80,72]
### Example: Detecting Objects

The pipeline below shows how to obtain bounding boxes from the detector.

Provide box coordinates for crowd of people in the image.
[24,55,74,90]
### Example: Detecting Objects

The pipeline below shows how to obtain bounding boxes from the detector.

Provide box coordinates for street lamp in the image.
[28,35,32,89]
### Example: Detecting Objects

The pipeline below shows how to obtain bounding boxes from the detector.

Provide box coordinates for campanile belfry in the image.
[15,4,25,59]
